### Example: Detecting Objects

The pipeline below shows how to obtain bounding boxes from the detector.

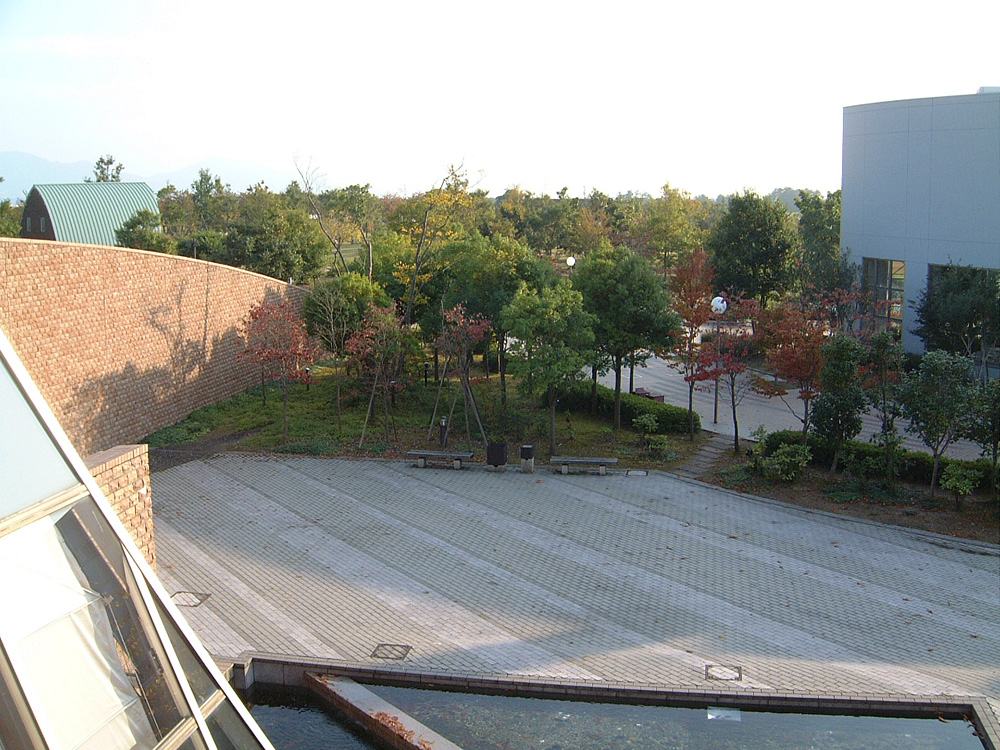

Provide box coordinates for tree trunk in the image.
[590,366,598,414]
[613,357,623,431]
[930,453,941,499]
[687,380,696,441]
[281,378,289,444]
[730,376,741,454]
[549,383,558,456]
[629,359,635,394]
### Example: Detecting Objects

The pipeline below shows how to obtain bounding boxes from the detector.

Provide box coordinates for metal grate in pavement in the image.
[371,643,412,660]
[705,664,743,681]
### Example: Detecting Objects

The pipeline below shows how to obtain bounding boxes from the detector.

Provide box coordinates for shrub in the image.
[759,443,812,482]
[560,381,697,434]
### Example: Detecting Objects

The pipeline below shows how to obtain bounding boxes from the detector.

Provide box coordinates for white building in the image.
[841,88,1000,354]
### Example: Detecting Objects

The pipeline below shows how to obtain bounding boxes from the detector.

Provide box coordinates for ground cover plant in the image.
[144,359,701,471]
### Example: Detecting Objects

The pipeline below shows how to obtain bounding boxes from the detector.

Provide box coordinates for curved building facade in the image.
[841,89,1000,353]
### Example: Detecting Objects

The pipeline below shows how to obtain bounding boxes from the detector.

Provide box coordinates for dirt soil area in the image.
[702,442,999,545]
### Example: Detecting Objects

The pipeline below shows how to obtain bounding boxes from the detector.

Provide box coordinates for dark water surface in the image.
[247,683,984,750]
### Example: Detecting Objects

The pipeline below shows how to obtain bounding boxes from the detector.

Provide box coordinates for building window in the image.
[39,217,46,233]
[24,217,31,233]
[862,258,905,329]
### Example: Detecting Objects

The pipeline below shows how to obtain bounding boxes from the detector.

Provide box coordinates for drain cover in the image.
[705,664,743,681]
[171,591,211,607]
[371,643,412,660]
[625,470,648,477]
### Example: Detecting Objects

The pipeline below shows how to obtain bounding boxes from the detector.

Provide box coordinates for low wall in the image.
[0,239,307,455]
[85,444,156,570]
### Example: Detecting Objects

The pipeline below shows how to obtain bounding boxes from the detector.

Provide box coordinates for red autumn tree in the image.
[694,295,760,453]
[666,248,717,440]
[345,304,418,444]
[754,299,828,440]
[239,298,321,442]
[434,304,493,445]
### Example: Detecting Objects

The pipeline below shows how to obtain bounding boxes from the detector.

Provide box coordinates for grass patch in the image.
[145,365,705,469]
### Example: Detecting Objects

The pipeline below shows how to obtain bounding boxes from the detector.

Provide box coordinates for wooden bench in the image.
[407,450,474,469]
[549,456,619,475]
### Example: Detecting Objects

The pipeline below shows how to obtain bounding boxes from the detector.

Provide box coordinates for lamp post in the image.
[710,295,728,424]
[566,256,576,273]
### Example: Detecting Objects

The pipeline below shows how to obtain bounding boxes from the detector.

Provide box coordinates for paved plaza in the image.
[153,453,1000,735]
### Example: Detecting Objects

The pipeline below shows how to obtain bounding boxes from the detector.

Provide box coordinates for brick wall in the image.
[85,444,156,569]
[0,239,307,456]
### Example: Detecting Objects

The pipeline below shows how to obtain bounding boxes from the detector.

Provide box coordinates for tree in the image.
[859,330,906,480]
[811,335,865,473]
[708,190,800,310]
[573,245,679,430]
[324,184,383,278]
[966,378,1000,499]
[115,209,177,253]
[796,189,851,294]
[303,273,390,358]
[502,280,595,456]
[190,169,236,232]
[912,263,1000,382]
[695,296,760,453]
[238,299,319,443]
[899,350,976,498]
[0,178,21,237]
[86,155,123,182]
[443,234,556,401]
[667,248,715,439]
[216,184,328,282]
[345,304,420,445]
[754,300,827,439]
[641,184,708,277]
[433,305,493,445]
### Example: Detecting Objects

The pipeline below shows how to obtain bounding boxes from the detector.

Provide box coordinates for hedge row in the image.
[559,381,699,434]
[761,429,994,491]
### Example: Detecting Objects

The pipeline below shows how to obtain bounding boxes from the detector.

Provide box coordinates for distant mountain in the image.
[0,152,300,203]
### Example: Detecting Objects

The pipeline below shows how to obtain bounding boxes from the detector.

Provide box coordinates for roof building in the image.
[0,326,275,750]
[841,89,1000,354]
[19,182,159,246]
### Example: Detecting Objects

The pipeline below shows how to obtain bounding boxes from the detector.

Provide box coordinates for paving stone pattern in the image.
[153,454,1000,733]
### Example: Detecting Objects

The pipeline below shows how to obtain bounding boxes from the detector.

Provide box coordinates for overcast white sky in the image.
[2,0,997,199]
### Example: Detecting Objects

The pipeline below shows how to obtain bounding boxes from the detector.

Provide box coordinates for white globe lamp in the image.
[711,295,728,314]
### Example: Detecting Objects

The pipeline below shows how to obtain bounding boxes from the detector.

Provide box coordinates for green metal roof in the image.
[27,182,159,246]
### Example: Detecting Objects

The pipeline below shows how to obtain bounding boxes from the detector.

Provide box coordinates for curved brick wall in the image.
[0,239,307,455]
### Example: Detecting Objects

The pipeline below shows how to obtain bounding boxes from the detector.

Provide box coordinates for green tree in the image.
[502,280,595,455]
[215,185,328,282]
[811,335,865,473]
[157,183,199,238]
[966,378,1000,499]
[115,209,177,253]
[322,184,384,278]
[303,273,391,358]
[573,245,680,430]
[641,184,708,277]
[191,169,236,232]
[444,234,556,400]
[859,330,906,480]
[708,190,800,310]
[912,263,1000,382]
[899,350,976,498]
[86,155,123,182]
[796,189,852,293]
[0,178,21,237]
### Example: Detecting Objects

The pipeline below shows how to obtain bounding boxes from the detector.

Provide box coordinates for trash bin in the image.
[520,444,534,473]
[487,442,508,469]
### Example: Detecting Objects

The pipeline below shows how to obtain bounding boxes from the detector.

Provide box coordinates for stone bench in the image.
[407,450,474,470]
[549,456,619,475]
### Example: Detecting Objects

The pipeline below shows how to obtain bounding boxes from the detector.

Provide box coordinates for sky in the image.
[2,0,998,200]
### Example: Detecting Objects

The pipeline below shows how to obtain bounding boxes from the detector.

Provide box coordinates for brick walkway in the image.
[152,454,1000,739]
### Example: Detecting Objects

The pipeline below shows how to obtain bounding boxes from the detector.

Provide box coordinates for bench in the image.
[407,450,474,470]
[549,456,619,475]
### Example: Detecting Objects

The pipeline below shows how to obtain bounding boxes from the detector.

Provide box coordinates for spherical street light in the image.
[711,295,728,314]
[566,256,576,269]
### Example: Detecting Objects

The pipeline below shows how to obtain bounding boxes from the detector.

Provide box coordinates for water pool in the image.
[365,684,984,750]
